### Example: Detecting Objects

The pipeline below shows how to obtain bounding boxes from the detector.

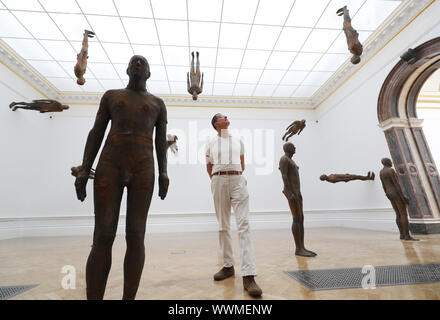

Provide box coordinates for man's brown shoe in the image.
[243,275,262,297]
[213,266,234,281]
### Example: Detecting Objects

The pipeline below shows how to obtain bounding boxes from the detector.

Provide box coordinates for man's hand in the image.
[159,172,169,200]
[75,171,89,202]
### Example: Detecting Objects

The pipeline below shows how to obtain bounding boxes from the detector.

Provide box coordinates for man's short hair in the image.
[211,113,220,130]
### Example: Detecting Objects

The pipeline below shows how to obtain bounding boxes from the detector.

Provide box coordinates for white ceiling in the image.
[0,0,403,98]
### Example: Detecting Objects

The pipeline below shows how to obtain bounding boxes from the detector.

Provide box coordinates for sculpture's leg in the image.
[190,51,195,75]
[122,167,154,300]
[390,199,404,238]
[282,132,288,141]
[396,200,419,241]
[86,164,124,300]
[288,197,316,257]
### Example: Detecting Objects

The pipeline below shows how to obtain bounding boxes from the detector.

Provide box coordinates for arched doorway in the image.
[378,37,440,234]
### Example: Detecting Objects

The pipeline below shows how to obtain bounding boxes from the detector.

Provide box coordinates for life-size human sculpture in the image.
[9,100,69,113]
[74,55,169,300]
[71,165,95,179]
[379,158,418,241]
[336,6,363,64]
[282,120,306,141]
[320,172,375,183]
[187,51,204,100]
[74,29,95,85]
[167,134,178,154]
[279,142,317,257]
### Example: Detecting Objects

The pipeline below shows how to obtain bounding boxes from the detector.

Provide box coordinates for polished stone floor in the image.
[1,227,439,300]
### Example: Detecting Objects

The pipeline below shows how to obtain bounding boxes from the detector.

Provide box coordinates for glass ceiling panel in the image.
[155,20,188,46]
[272,85,297,97]
[169,81,188,95]
[147,81,170,94]
[0,11,32,38]
[313,53,349,72]
[114,0,153,18]
[292,85,320,97]
[216,49,245,68]
[132,44,164,66]
[199,67,215,83]
[316,0,366,29]
[236,69,263,84]
[47,77,83,92]
[1,0,43,11]
[82,78,105,92]
[162,46,190,67]
[166,66,189,83]
[40,0,82,13]
[213,83,235,96]
[259,70,286,85]
[49,14,92,42]
[3,38,52,60]
[275,27,312,51]
[214,68,239,83]
[71,41,110,63]
[247,25,282,50]
[241,50,271,69]
[253,84,277,97]
[88,63,119,79]
[151,0,187,20]
[113,63,130,80]
[12,11,64,40]
[189,22,220,48]
[122,18,159,45]
[352,0,401,30]
[254,0,294,26]
[233,84,256,96]
[266,51,297,70]
[280,71,309,85]
[188,47,217,68]
[87,15,129,43]
[222,0,259,24]
[286,0,330,28]
[302,29,341,52]
[100,79,124,91]
[218,23,252,49]
[101,42,133,64]
[188,0,223,22]
[39,40,77,61]
[302,71,333,86]
[27,60,70,78]
[290,52,323,71]
[76,0,118,15]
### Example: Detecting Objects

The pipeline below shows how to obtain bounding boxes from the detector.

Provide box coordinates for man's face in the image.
[215,114,230,130]
[127,55,150,80]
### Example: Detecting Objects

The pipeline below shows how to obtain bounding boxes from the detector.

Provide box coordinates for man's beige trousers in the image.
[211,175,257,276]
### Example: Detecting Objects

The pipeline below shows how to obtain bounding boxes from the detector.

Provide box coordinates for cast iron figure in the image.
[74,29,95,85]
[282,119,306,141]
[187,51,204,100]
[336,6,363,64]
[71,165,95,180]
[9,100,69,113]
[320,172,375,183]
[379,158,418,241]
[167,134,178,154]
[279,142,317,257]
[74,55,169,300]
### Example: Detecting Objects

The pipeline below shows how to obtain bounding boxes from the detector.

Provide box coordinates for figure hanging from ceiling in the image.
[9,99,69,113]
[336,6,363,65]
[74,29,95,85]
[187,51,204,101]
[167,134,178,154]
[282,120,306,141]
[320,171,375,183]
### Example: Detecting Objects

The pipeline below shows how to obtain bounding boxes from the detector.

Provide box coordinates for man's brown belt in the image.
[213,171,242,176]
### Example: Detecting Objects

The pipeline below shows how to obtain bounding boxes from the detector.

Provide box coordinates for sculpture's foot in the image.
[295,249,317,257]
[402,235,419,241]
[191,51,195,58]
[336,7,346,16]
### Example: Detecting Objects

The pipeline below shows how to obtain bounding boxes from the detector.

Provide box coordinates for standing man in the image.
[74,55,169,300]
[205,113,262,298]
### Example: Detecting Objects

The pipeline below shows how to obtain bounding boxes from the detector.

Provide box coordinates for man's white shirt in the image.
[205,135,244,174]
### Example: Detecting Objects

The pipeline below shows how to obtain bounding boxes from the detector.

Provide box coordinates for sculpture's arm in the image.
[280,159,294,200]
[187,72,191,93]
[200,73,204,92]
[155,99,169,200]
[391,170,409,202]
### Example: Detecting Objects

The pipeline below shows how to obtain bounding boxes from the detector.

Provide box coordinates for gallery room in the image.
[0,0,440,301]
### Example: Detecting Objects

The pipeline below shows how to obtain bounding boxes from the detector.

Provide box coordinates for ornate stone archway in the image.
[378,37,440,234]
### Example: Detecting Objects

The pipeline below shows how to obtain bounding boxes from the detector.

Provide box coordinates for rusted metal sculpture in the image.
[9,100,69,113]
[187,51,203,100]
[320,172,375,183]
[279,142,317,257]
[282,120,306,141]
[379,158,418,241]
[74,29,95,85]
[167,134,178,154]
[336,6,363,64]
[74,55,169,300]
[71,165,95,180]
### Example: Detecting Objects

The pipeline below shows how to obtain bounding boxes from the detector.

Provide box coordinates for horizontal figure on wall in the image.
[379,158,418,241]
[279,142,317,257]
[320,172,375,183]
[9,99,69,113]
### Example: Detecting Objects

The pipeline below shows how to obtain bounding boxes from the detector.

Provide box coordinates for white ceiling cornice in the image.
[0,0,432,110]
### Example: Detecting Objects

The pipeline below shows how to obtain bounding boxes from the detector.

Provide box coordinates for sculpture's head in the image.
[211,113,230,131]
[77,77,85,85]
[127,55,150,81]
[283,142,296,156]
[301,119,306,125]
[351,55,361,65]
[192,92,198,100]
[320,174,328,181]
[382,157,393,168]
[61,104,69,110]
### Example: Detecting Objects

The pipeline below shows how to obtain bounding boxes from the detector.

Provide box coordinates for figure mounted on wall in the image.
[74,29,95,85]
[320,172,375,183]
[282,119,306,141]
[9,100,69,113]
[71,165,95,180]
[379,158,418,241]
[187,51,204,101]
[167,134,178,154]
[336,6,363,64]
[74,55,169,300]
[279,142,317,257]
